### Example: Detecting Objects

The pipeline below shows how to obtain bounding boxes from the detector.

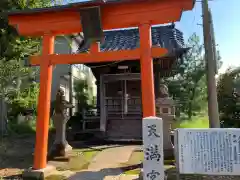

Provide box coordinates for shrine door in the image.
[102,73,142,140]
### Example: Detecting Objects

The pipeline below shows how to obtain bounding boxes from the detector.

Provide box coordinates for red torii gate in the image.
[8,0,195,170]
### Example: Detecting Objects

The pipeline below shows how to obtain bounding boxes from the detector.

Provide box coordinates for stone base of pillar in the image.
[22,165,56,180]
[48,143,72,161]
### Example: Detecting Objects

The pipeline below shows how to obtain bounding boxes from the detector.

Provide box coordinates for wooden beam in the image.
[8,0,194,36]
[29,48,168,66]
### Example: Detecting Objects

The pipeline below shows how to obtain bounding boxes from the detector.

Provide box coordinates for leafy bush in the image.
[7,82,39,119]
[74,78,93,113]
[7,116,54,135]
[217,67,240,127]
[8,98,29,117]
[173,116,209,128]
[8,120,36,134]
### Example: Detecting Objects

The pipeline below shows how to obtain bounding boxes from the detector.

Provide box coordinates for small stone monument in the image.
[156,82,175,158]
[48,88,74,160]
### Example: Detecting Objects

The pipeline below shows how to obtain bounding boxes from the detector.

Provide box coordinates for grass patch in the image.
[7,118,54,135]
[82,151,98,160]
[68,150,98,171]
[164,159,175,165]
[122,151,176,175]
[124,169,141,175]
[8,122,36,134]
[164,165,175,169]
[173,116,209,128]
[52,149,99,172]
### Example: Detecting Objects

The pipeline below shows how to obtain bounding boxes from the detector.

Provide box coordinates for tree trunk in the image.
[188,88,196,119]
[188,102,193,119]
[0,97,7,136]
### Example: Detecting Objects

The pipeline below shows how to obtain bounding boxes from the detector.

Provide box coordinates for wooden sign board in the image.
[80,7,103,44]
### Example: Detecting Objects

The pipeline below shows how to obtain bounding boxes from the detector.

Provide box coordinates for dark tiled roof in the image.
[78,24,187,58]
[78,24,188,77]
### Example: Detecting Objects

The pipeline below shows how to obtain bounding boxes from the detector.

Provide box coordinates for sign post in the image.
[143,116,164,180]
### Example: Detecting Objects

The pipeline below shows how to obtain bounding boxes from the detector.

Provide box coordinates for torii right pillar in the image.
[139,23,156,117]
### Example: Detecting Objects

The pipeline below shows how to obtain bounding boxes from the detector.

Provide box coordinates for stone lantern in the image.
[156,83,175,158]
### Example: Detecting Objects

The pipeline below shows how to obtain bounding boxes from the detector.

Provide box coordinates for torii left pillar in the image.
[33,34,54,170]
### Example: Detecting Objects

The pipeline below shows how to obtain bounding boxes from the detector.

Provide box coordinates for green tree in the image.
[74,78,90,114]
[217,67,240,127]
[0,0,52,94]
[7,82,39,119]
[167,33,205,118]
[167,33,221,119]
[0,0,52,134]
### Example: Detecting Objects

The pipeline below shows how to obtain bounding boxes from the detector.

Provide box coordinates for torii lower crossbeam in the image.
[29,47,167,65]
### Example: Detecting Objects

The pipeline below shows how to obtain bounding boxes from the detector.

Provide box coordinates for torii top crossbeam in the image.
[7,0,195,171]
[8,0,195,36]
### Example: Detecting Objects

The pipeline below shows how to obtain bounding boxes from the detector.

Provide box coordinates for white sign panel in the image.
[143,116,164,180]
[175,128,240,175]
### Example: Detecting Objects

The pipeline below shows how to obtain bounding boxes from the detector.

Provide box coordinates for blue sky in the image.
[175,0,240,74]
[70,0,239,74]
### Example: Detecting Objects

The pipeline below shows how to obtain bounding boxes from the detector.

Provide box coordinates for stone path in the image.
[68,145,139,180]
